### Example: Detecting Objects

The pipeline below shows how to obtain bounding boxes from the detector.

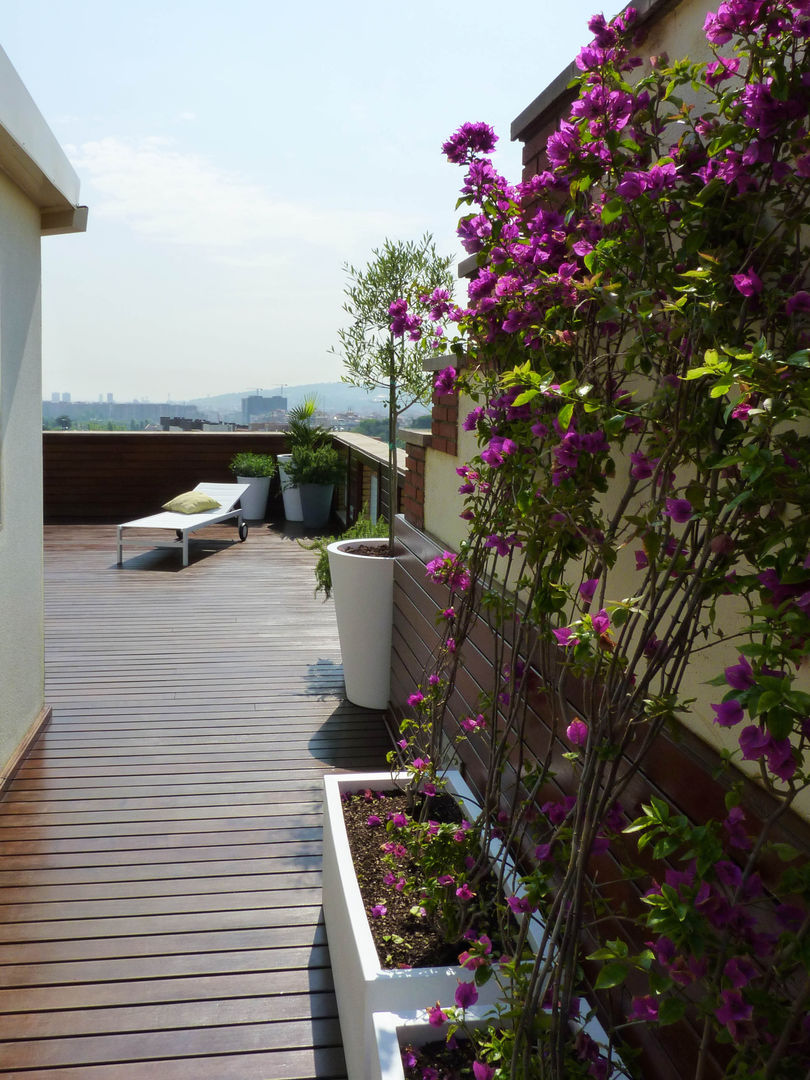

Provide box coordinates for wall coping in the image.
[400,428,432,448]
[332,431,407,474]
[0,46,86,233]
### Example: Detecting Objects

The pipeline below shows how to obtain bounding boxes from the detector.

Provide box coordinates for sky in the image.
[2,0,602,403]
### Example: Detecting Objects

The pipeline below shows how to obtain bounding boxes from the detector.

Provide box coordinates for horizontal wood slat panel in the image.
[392,515,810,1080]
[43,432,290,522]
[0,523,393,1078]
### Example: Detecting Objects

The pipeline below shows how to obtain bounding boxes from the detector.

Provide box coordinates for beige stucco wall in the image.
[0,46,84,780]
[0,172,45,773]
[424,397,477,553]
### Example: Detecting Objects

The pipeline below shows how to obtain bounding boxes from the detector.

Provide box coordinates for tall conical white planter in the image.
[235,475,271,521]
[327,539,394,710]
[277,454,303,522]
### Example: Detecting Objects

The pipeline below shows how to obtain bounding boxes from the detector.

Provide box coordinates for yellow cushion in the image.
[162,491,221,514]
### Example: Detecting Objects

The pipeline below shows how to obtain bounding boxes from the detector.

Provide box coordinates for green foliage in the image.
[391,7,810,1079]
[228,451,276,478]
[283,444,344,487]
[333,234,453,407]
[332,233,453,549]
[286,396,331,452]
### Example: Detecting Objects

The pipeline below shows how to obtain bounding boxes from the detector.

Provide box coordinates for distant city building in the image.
[61,392,71,402]
[241,394,286,424]
[43,399,202,426]
[51,392,59,402]
[106,393,113,403]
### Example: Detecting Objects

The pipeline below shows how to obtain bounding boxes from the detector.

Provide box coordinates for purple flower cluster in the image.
[425,551,471,593]
[441,121,498,165]
[389,298,422,340]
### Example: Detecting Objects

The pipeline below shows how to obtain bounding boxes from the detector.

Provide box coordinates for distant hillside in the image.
[189,382,409,419]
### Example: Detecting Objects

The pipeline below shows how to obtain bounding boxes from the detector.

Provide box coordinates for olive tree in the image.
[332,233,453,550]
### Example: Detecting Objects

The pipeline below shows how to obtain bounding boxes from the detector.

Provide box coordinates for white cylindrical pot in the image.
[277,454,303,522]
[327,539,394,710]
[236,475,271,521]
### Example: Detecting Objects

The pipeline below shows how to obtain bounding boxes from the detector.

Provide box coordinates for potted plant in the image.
[283,443,345,528]
[322,771,516,1080]
[227,451,276,522]
[301,509,394,708]
[279,398,332,522]
[327,236,454,708]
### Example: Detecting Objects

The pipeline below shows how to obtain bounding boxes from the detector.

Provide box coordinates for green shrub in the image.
[228,452,276,478]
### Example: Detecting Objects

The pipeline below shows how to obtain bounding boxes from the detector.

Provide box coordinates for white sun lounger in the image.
[116,482,251,568]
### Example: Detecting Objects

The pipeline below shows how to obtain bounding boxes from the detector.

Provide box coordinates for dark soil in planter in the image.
[402,1035,479,1078]
[338,541,392,557]
[342,788,504,970]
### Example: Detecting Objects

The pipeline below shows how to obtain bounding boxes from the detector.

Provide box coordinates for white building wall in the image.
[0,172,45,775]
[0,46,84,782]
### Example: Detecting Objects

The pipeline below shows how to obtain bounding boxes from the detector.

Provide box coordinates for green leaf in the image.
[558,402,574,430]
[784,349,810,368]
[771,842,800,862]
[709,379,733,399]
[765,705,794,740]
[512,389,539,407]
[658,997,686,1025]
[594,962,628,990]
[602,199,625,225]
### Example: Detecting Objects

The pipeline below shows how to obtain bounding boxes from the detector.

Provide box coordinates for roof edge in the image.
[510,0,688,145]
[0,46,84,230]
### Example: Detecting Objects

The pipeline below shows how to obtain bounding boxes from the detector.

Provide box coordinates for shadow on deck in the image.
[0,523,393,1079]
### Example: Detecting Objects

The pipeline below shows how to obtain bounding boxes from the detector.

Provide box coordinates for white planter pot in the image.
[371,1005,620,1080]
[277,454,303,522]
[323,771,505,1080]
[372,1008,492,1080]
[327,539,393,710]
[235,474,271,521]
[326,772,618,1080]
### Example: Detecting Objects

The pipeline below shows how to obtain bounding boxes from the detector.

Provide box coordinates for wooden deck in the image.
[0,524,392,1078]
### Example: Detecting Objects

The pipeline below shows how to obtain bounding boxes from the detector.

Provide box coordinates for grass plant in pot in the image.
[283,444,344,529]
[326,235,454,708]
[228,451,276,522]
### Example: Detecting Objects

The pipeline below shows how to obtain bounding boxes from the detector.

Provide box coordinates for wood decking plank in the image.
[0,524,392,1078]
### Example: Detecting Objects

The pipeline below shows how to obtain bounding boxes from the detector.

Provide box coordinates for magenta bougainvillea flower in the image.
[472,1063,496,1080]
[434,366,456,395]
[664,498,693,523]
[566,718,589,746]
[628,995,659,1021]
[454,980,479,1009]
[441,121,498,164]
[711,699,744,727]
[732,268,763,297]
[579,577,599,602]
[427,1004,446,1027]
[724,655,755,690]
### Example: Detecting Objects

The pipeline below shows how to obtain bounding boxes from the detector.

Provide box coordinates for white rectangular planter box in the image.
[323,771,505,1080]
[372,1008,492,1080]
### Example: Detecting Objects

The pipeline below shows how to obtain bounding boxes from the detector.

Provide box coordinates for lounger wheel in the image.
[238,522,249,541]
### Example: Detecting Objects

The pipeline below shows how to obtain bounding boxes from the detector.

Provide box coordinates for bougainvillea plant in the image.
[387,3,810,1078]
